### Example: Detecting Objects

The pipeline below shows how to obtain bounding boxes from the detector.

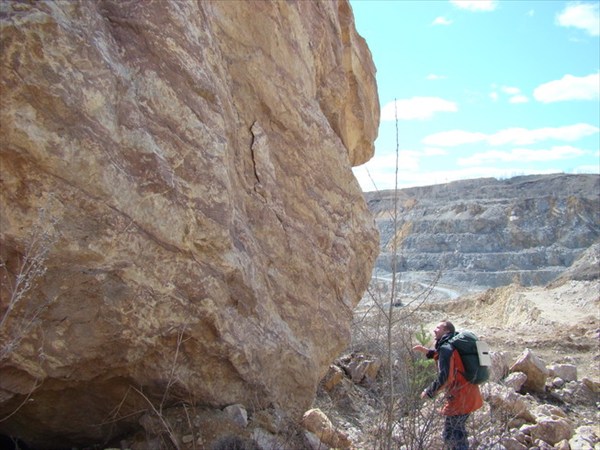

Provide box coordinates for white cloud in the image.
[353,164,561,191]
[423,130,488,147]
[423,147,448,156]
[381,97,458,121]
[489,124,599,145]
[556,2,600,36]
[509,95,530,104]
[424,123,599,147]
[450,0,498,12]
[489,85,529,103]
[501,86,521,95]
[488,128,533,146]
[534,72,600,103]
[458,146,587,166]
[433,16,453,25]
[426,74,447,80]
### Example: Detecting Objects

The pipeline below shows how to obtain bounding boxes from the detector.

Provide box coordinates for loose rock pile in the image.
[478,348,599,449]
[313,348,599,450]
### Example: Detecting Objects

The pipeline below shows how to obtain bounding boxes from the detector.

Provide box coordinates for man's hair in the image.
[440,320,455,334]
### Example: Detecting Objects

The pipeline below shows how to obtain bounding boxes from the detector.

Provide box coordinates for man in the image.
[413,320,483,450]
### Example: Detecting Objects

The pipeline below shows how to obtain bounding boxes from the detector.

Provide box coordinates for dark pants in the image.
[443,414,469,450]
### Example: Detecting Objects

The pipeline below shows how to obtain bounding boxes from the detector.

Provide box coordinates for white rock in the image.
[569,425,600,449]
[509,349,549,393]
[529,417,574,446]
[301,408,351,449]
[224,404,248,428]
[532,404,567,419]
[500,437,528,450]
[504,371,527,392]
[548,364,577,382]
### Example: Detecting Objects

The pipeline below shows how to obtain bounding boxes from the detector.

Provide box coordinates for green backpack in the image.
[448,331,491,385]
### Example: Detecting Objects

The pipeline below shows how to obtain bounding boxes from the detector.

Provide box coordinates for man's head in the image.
[433,320,455,340]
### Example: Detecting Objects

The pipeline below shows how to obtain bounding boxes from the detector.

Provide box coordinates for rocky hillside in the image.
[0,1,379,447]
[366,173,600,292]
[317,276,600,450]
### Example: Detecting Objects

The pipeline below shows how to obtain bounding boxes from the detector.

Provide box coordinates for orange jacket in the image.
[424,335,483,416]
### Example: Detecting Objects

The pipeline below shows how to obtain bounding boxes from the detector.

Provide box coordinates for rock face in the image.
[367,174,600,290]
[0,0,379,446]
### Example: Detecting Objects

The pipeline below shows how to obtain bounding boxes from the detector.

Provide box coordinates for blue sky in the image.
[349,0,600,191]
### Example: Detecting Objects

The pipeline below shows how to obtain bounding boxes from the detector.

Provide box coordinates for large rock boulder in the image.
[0,0,379,447]
[510,349,549,393]
[301,408,351,449]
[523,417,574,446]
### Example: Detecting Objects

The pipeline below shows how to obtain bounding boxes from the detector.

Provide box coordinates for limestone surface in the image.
[0,0,379,446]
